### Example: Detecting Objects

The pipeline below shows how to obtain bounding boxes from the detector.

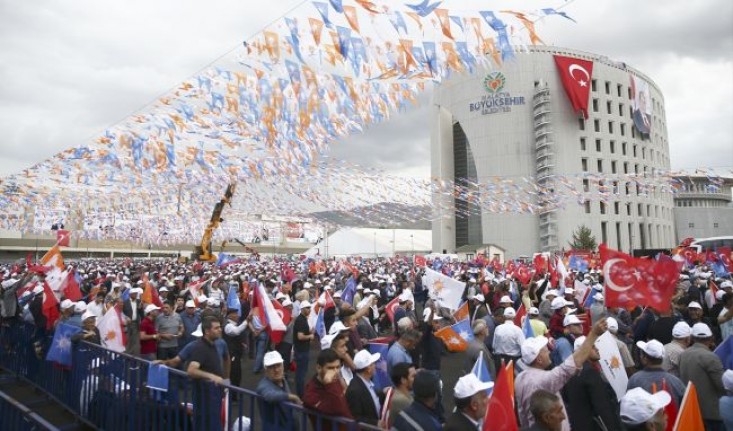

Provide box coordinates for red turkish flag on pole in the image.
[385,297,400,323]
[600,244,679,312]
[554,55,594,119]
[56,230,71,247]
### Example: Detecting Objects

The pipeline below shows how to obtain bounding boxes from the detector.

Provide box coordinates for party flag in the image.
[471,351,493,395]
[227,285,241,317]
[368,343,390,391]
[672,382,703,431]
[97,305,126,352]
[47,323,82,367]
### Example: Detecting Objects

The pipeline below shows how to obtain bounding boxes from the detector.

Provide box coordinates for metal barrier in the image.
[0,322,382,431]
[0,388,61,431]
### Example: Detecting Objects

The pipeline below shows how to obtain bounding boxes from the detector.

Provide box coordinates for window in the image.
[581,158,588,172]
[607,100,612,114]
[605,81,611,95]
[625,183,630,195]
[580,137,587,151]
[618,103,624,116]
[688,222,695,228]
[583,179,590,192]
[593,98,599,112]
[611,160,617,174]
[596,139,602,152]
[610,141,616,154]
[633,144,638,157]
[579,118,585,130]
[626,203,631,215]
[714,223,719,228]
[591,79,597,92]
[628,87,632,100]
[608,121,614,134]
[584,201,591,213]
[601,222,608,245]
[617,84,623,97]
[614,202,620,215]
[622,142,627,155]
[642,147,646,159]
[635,164,639,174]
[600,202,606,214]
[597,159,603,173]
[638,203,643,216]
[594,119,600,132]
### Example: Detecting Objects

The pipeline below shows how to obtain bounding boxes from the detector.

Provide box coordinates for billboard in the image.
[629,74,652,136]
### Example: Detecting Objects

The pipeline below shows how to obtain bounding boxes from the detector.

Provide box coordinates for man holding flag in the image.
[444,373,493,430]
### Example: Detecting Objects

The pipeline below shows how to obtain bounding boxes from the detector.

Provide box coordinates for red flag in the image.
[600,244,679,312]
[513,303,527,327]
[271,298,292,326]
[709,279,720,306]
[63,271,83,301]
[483,361,518,431]
[385,297,400,323]
[414,255,427,267]
[516,265,532,286]
[533,254,547,275]
[56,229,71,247]
[453,301,469,322]
[554,55,594,119]
[42,281,60,330]
[659,379,678,431]
[717,247,732,270]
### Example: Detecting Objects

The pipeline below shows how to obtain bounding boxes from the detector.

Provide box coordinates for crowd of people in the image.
[1,252,733,430]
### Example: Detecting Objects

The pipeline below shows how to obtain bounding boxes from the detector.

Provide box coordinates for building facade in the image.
[672,174,733,240]
[431,46,675,258]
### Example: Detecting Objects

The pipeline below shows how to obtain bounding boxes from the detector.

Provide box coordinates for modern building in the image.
[672,174,733,240]
[431,46,675,258]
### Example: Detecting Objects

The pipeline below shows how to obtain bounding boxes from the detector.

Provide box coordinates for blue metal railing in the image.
[0,388,61,431]
[0,322,381,431]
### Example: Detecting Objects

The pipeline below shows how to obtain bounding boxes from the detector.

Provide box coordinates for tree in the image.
[569,225,597,251]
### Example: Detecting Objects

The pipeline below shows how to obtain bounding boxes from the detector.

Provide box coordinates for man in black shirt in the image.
[294,300,314,397]
[187,317,224,383]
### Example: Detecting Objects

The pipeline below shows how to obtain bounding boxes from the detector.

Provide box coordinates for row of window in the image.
[581,157,658,176]
[595,219,672,251]
[590,98,667,132]
[688,222,721,228]
[676,183,726,193]
[583,200,671,220]
[579,137,666,165]
[590,79,665,119]
[676,200,730,208]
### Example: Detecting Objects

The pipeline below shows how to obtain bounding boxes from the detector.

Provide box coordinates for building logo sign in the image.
[470,71,525,115]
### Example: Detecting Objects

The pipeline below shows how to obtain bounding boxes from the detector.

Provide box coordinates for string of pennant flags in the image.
[0,0,730,244]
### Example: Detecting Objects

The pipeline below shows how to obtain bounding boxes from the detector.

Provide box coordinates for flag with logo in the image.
[554,55,594,119]
[56,229,71,247]
[424,267,465,311]
[40,244,68,293]
[42,281,60,330]
[600,244,679,312]
[342,275,357,305]
[47,323,82,366]
[482,361,517,431]
[368,343,390,391]
[595,331,628,399]
[453,301,469,322]
[435,318,472,352]
[97,305,126,352]
[471,351,493,395]
[714,335,733,370]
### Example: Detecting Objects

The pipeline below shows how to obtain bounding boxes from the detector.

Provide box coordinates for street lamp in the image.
[374,232,377,257]
[410,234,414,255]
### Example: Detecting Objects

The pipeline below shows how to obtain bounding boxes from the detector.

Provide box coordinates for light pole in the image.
[410,234,414,256]
[374,232,377,258]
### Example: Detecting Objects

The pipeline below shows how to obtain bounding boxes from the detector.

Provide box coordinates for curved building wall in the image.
[431,46,675,258]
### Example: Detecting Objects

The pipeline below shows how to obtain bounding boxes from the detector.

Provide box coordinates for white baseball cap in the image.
[81,311,96,321]
[593,293,604,301]
[573,336,586,351]
[185,300,196,308]
[636,339,665,359]
[453,373,494,398]
[606,316,619,332]
[192,324,203,337]
[282,299,293,307]
[74,301,88,313]
[263,351,284,367]
[563,314,582,327]
[300,300,312,309]
[672,321,691,338]
[721,280,733,289]
[328,321,349,335]
[144,304,160,315]
[130,287,143,295]
[545,290,559,297]
[503,307,516,318]
[716,290,726,301]
[687,301,702,309]
[528,307,539,316]
[551,297,568,310]
[691,322,713,338]
[353,350,380,370]
[521,336,549,365]
[33,285,44,295]
[159,287,169,292]
[620,387,671,425]
[320,332,338,349]
[723,370,733,392]
[499,295,512,304]
[61,299,75,309]
[333,291,342,298]
[564,288,575,294]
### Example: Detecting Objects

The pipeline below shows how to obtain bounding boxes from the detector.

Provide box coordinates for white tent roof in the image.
[304,228,431,258]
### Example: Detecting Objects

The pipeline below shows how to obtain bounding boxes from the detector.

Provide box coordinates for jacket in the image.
[303,376,353,431]
[345,374,382,425]
[561,362,623,431]
[679,342,725,420]
[255,377,298,430]
[391,400,441,431]
[443,411,478,431]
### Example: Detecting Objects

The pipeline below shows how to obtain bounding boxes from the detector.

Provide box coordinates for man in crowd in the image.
[179,299,201,347]
[515,318,608,431]
[444,373,493,430]
[345,349,383,426]
[155,301,183,360]
[679,322,726,430]
[224,308,248,388]
[256,351,301,430]
[139,304,160,361]
[525,390,567,431]
[619,387,671,431]
[493,307,525,367]
[122,287,143,355]
[391,370,442,431]
[303,348,353,427]
[187,317,226,431]
[386,328,420,374]
[293,300,314,397]
[662,321,690,377]
[387,362,415,427]
[465,319,496,380]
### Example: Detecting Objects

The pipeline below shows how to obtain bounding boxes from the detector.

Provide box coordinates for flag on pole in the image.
[56,229,71,247]
[714,335,733,369]
[42,281,60,330]
[40,244,68,293]
[522,312,535,338]
[380,386,394,429]
[659,379,678,431]
[434,318,472,352]
[453,301,469,322]
[368,343,391,390]
[424,267,465,310]
[471,351,493,394]
[384,296,400,323]
[63,270,83,302]
[252,282,287,344]
[227,285,241,317]
[314,307,326,339]
[672,382,704,431]
[482,360,518,431]
[97,305,126,352]
[46,323,82,366]
[342,275,357,305]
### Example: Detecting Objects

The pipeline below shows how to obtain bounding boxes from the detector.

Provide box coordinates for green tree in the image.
[569,225,597,251]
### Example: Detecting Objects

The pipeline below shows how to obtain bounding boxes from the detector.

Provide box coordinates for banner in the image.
[630,74,652,135]
[554,55,594,119]
[595,331,628,400]
[423,267,465,311]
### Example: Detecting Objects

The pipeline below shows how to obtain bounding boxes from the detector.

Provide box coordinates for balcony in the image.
[535,128,553,138]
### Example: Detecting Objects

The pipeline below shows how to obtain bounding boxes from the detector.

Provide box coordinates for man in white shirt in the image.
[492,307,525,366]
[86,292,106,318]
[223,308,248,387]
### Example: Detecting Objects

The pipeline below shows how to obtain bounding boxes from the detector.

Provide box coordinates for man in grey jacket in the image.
[256,351,301,431]
[1,273,33,323]
[679,322,725,431]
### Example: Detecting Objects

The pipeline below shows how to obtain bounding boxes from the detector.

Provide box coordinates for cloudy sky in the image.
[0,0,731,179]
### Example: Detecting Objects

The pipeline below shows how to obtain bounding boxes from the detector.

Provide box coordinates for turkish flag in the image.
[483,361,518,431]
[554,55,594,119]
[42,281,60,330]
[271,298,291,325]
[414,255,427,267]
[63,271,83,302]
[516,265,532,286]
[717,247,732,270]
[385,297,400,323]
[600,244,679,312]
